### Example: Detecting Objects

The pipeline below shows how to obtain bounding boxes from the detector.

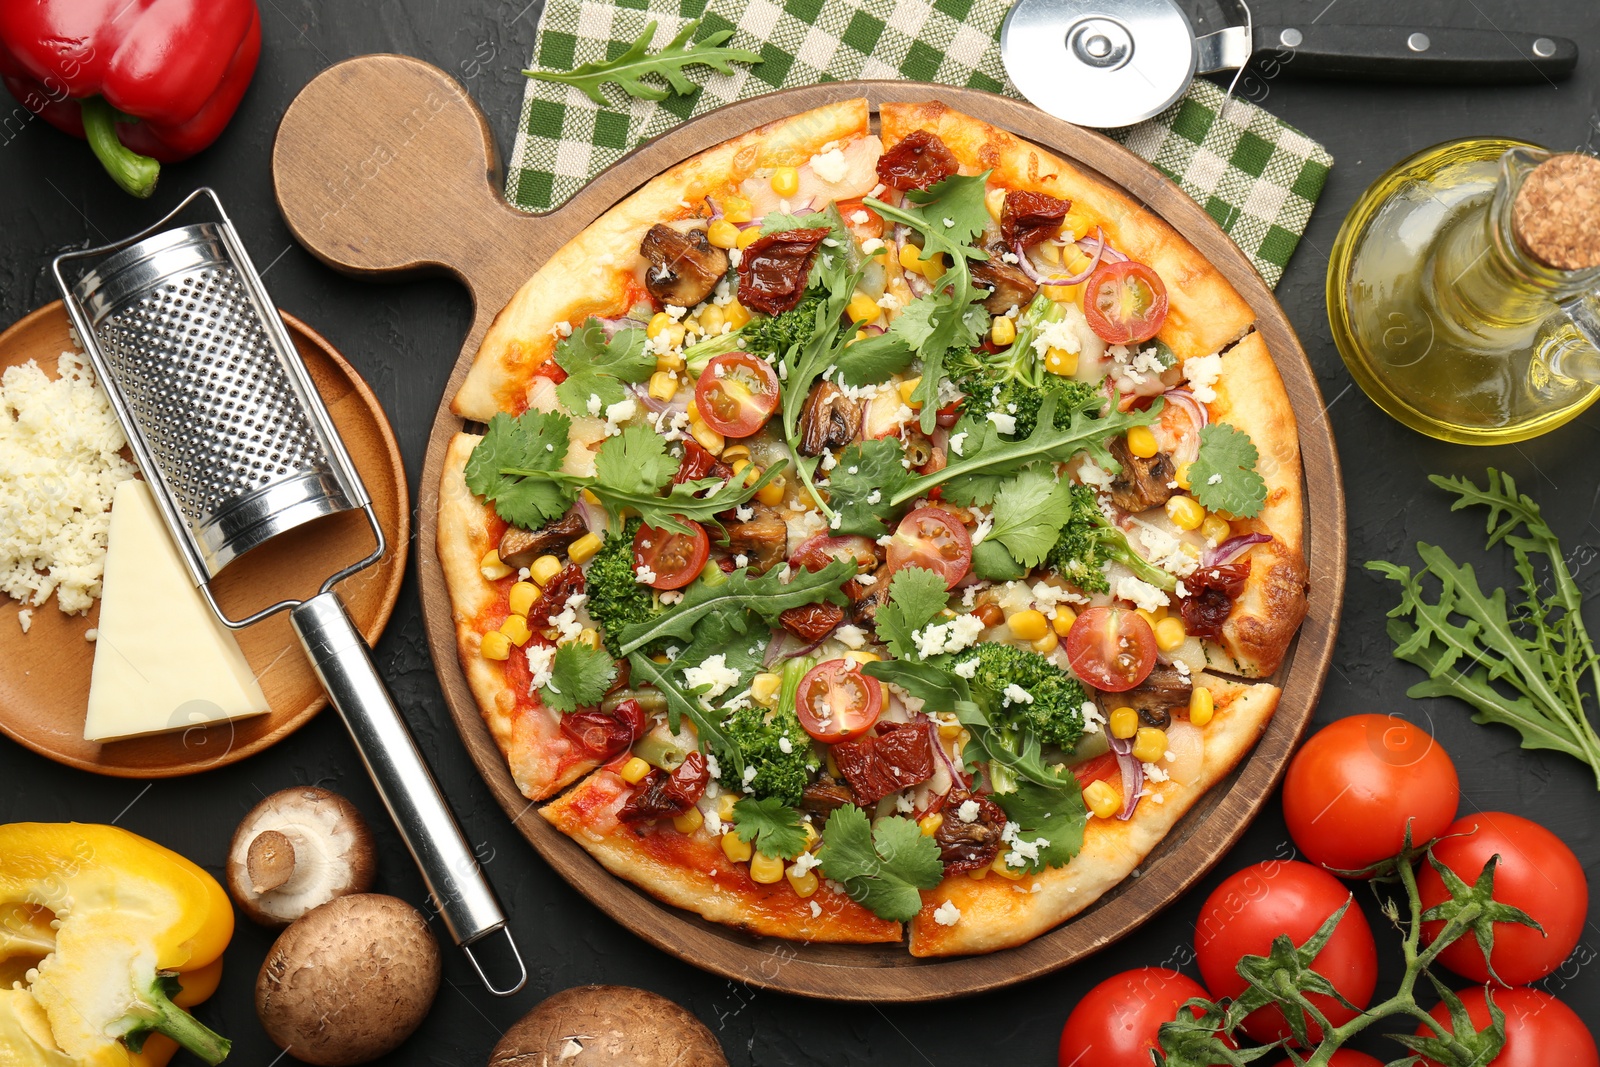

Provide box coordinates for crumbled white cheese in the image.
[1183,352,1223,402]
[876,291,902,310]
[660,590,683,605]
[603,397,637,435]
[895,792,915,813]
[941,216,955,228]
[985,411,1017,435]
[728,247,743,268]
[912,613,985,658]
[1000,250,1020,265]
[933,900,962,926]
[550,319,573,339]
[809,148,850,183]
[866,489,881,505]
[1116,575,1171,613]
[1002,683,1035,706]
[851,210,870,225]
[634,564,658,585]
[525,644,558,693]
[1131,346,1168,377]
[860,236,884,256]
[953,656,979,679]
[682,653,740,698]
[586,393,604,416]
[705,753,721,778]
[778,735,794,755]
[1207,472,1223,485]
[1142,761,1171,784]
[834,624,868,649]
[665,304,689,321]
[970,514,993,546]
[1080,700,1105,735]
[854,573,877,587]
[820,451,839,470]
[957,799,980,823]
[1031,580,1086,617]
[1077,459,1114,490]
[84,627,97,642]
[734,554,749,569]
[16,608,31,633]
[948,431,968,456]
[1033,316,1084,358]
[791,851,822,876]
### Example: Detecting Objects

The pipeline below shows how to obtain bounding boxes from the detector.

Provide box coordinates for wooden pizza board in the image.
[270,54,1346,1001]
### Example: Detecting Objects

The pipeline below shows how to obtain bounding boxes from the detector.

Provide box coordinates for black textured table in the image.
[2,1,1598,1063]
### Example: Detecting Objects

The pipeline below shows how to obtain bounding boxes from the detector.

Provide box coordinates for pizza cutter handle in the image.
[290,590,527,997]
[1251,25,1578,83]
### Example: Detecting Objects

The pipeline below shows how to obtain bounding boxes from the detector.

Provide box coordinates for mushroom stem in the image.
[247,829,297,894]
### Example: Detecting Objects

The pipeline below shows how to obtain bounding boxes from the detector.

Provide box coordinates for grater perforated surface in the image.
[95,262,335,522]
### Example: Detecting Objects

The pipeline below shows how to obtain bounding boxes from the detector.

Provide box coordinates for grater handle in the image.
[290,591,526,996]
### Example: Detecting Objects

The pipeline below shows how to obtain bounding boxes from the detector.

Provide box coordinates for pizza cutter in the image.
[1001,0,1580,129]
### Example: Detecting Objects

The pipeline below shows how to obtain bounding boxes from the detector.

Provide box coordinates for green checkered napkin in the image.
[506,0,1332,286]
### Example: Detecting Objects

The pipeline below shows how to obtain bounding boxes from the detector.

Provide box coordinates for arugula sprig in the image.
[816,804,944,922]
[1189,422,1268,518]
[524,19,760,105]
[537,643,618,713]
[625,651,744,777]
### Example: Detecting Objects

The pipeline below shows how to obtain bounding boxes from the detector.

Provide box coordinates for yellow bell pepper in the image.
[0,823,234,1067]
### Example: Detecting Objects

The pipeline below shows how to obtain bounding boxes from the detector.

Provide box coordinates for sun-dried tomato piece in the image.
[875,129,959,191]
[736,227,829,315]
[560,698,646,760]
[934,789,1008,874]
[1001,190,1071,248]
[673,439,733,485]
[1180,560,1252,640]
[834,722,936,806]
[779,602,845,643]
[525,562,585,629]
[620,751,709,823]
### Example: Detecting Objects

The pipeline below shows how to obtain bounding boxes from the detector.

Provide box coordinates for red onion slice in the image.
[1204,532,1273,568]
[572,495,608,536]
[703,195,722,221]
[1110,734,1144,820]
[1077,227,1129,264]
[1159,388,1208,465]
[760,628,829,668]
[1011,235,1103,287]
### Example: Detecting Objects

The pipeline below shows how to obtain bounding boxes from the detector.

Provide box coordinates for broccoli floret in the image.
[946,294,1100,437]
[1046,483,1177,595]
[957,643,1088,752]
[585,518,662,656]
[719,679,820,806]
[684,291,831,375]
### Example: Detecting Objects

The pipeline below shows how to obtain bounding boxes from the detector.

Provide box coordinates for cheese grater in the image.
[53,188,525,995]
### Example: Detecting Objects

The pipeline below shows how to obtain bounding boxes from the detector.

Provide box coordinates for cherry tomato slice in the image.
[1065,606,1158,692]
[633,521,710,591]
[694,352,780,438]
[836,197,885,239]
[1083,260,1169,345]
[795,659,883,743]
[886,506,972,589]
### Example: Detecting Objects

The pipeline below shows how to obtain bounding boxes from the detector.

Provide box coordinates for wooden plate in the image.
[0,302,410,777]
[272,57,1346,1000]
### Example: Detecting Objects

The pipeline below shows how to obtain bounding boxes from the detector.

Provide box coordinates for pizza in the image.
[437,98,1308,956]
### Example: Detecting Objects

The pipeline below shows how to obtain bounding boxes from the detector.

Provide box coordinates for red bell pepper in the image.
[0,0,262,198]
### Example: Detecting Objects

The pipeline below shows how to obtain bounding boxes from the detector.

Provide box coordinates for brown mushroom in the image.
[969,248,1038,315]
[488,985,727,1067]
[1108,435,1178,513]
[723,503,787,573]
[499,511,588,570]
[798,380,860,456]
[226,787,376,927]
[639,224,728,307]
[256,894,440,1067]
[1117,663,1193,728]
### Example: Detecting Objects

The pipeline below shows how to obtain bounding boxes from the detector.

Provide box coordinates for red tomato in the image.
[885,506,972,589]
[1282,714,1459,875]
[1072,752,1121,787]
[790,534,878,576]
[534,357,568,384]
[1058,968,1220,1067]
[1195,861,1378,1045]
[1065,607,1158,692]
[1418,812,1587,986]
[633,521,710,591]
[795,659,882,743]
[693,352,780,438]
[1268,1053,1382,1067]
[1418,988,1598,1067]
[1084,260,1169,344]
[837,197,885,239]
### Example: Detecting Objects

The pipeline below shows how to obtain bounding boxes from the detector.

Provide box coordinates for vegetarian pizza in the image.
[437,99,1307,955]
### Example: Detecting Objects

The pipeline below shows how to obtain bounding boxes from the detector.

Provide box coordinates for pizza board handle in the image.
[271,54,554,365]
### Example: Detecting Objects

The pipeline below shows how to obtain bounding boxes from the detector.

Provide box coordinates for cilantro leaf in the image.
[464,410,574,528]
[1188,422,1267,518]
[539,642,618,713]
[524,19,760,105]
[615,557,855,656]
[552,319,654,414]
[817,805,944,922]
[982,467,1074,571]
[822,437,911,537]
[593,422,680,493]
[993,776,1087,873]
[731,797,808,859]
[902,172,993,249]
[874,566,953,660]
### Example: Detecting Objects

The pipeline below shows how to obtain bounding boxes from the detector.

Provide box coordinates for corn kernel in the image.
[751,671,782,707]
[529,555,563,587]
[1007,608,1049,641]
[499,614,532,647]
[582,489,601,505]
[968,865,990,880]
[1201,514,1232,544]
[755,475,786,507]
[1065,248,1096,275]
[985,186,1007,222]
[1175,461,1194,490]
[898,243,923,272]
[939,720,964,741]
[689,418,725,455]
[716,793,737,821]
[919,813,944,836]
[575,627,602,650]
[787,868,819,897]
[656,350,686,373]
[736,227,762,249]
[480,630,511,660]
[722,195,754,224]
[1189,686,1215,726]
[1155,616,1187,652]
[898,243,945,280]
[1180,542,1203,560]
[673,807,704,834]
[1031,632,1059,655]
[1109,706,1139,740]
[508,581,541,616]
[990,316,1017,347]
[1151,603,1168,621]
[897,376,923,409]
[619,756,652,784]
[845,650,882,666]
[750,851,785,884]
[480,549,512,581]
[1039,241,1062,266]
[770,166,800,197]
[1084,780,1121,819]
[1135,608,1160,632]
[721,444,751,464]
[1166,495,1205,530]
[647,370,678,401]
[1133,726,1168,764]
[647,311,675,338]
[846,293,880,323]
[1060,213,1091,241]
[699,304,726,334]
[707,219,740,249]
[1045,347,1079,377]
[991,852,1026,880]
[1043,283,1082,304]
[1052,607,1078,636]
[568,532,603,566]
[1127,425,1159,459]
[802,821,821,850]
[661,322,687,349]
[721,832,754,863]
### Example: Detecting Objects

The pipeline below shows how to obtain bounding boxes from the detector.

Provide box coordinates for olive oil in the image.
[1328,139,1600,444]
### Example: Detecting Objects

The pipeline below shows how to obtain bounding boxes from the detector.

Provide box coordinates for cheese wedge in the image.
[83,479,269,742]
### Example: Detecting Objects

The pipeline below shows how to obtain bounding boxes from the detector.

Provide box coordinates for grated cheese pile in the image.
[0,351,136,615]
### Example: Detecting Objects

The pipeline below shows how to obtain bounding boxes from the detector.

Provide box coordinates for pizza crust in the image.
[907,674,1280,955]
[878,102,1255,363]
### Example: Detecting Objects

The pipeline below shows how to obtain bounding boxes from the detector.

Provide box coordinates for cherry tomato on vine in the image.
[1418,988,1598,1067]
[1065,607,1158,692]
[633,521,710,590]
[1083,260,1169,344]
[795,659,882,743]
[885,506,972,589]
[1282,714,1459,875]
[693,352,780,438]
[1418,812,1587,986]
[1195,861,1378,1045]
[1058,968,1225,1067]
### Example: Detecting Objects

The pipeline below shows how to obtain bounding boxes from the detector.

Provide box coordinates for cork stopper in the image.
[1513,153,1600,271]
